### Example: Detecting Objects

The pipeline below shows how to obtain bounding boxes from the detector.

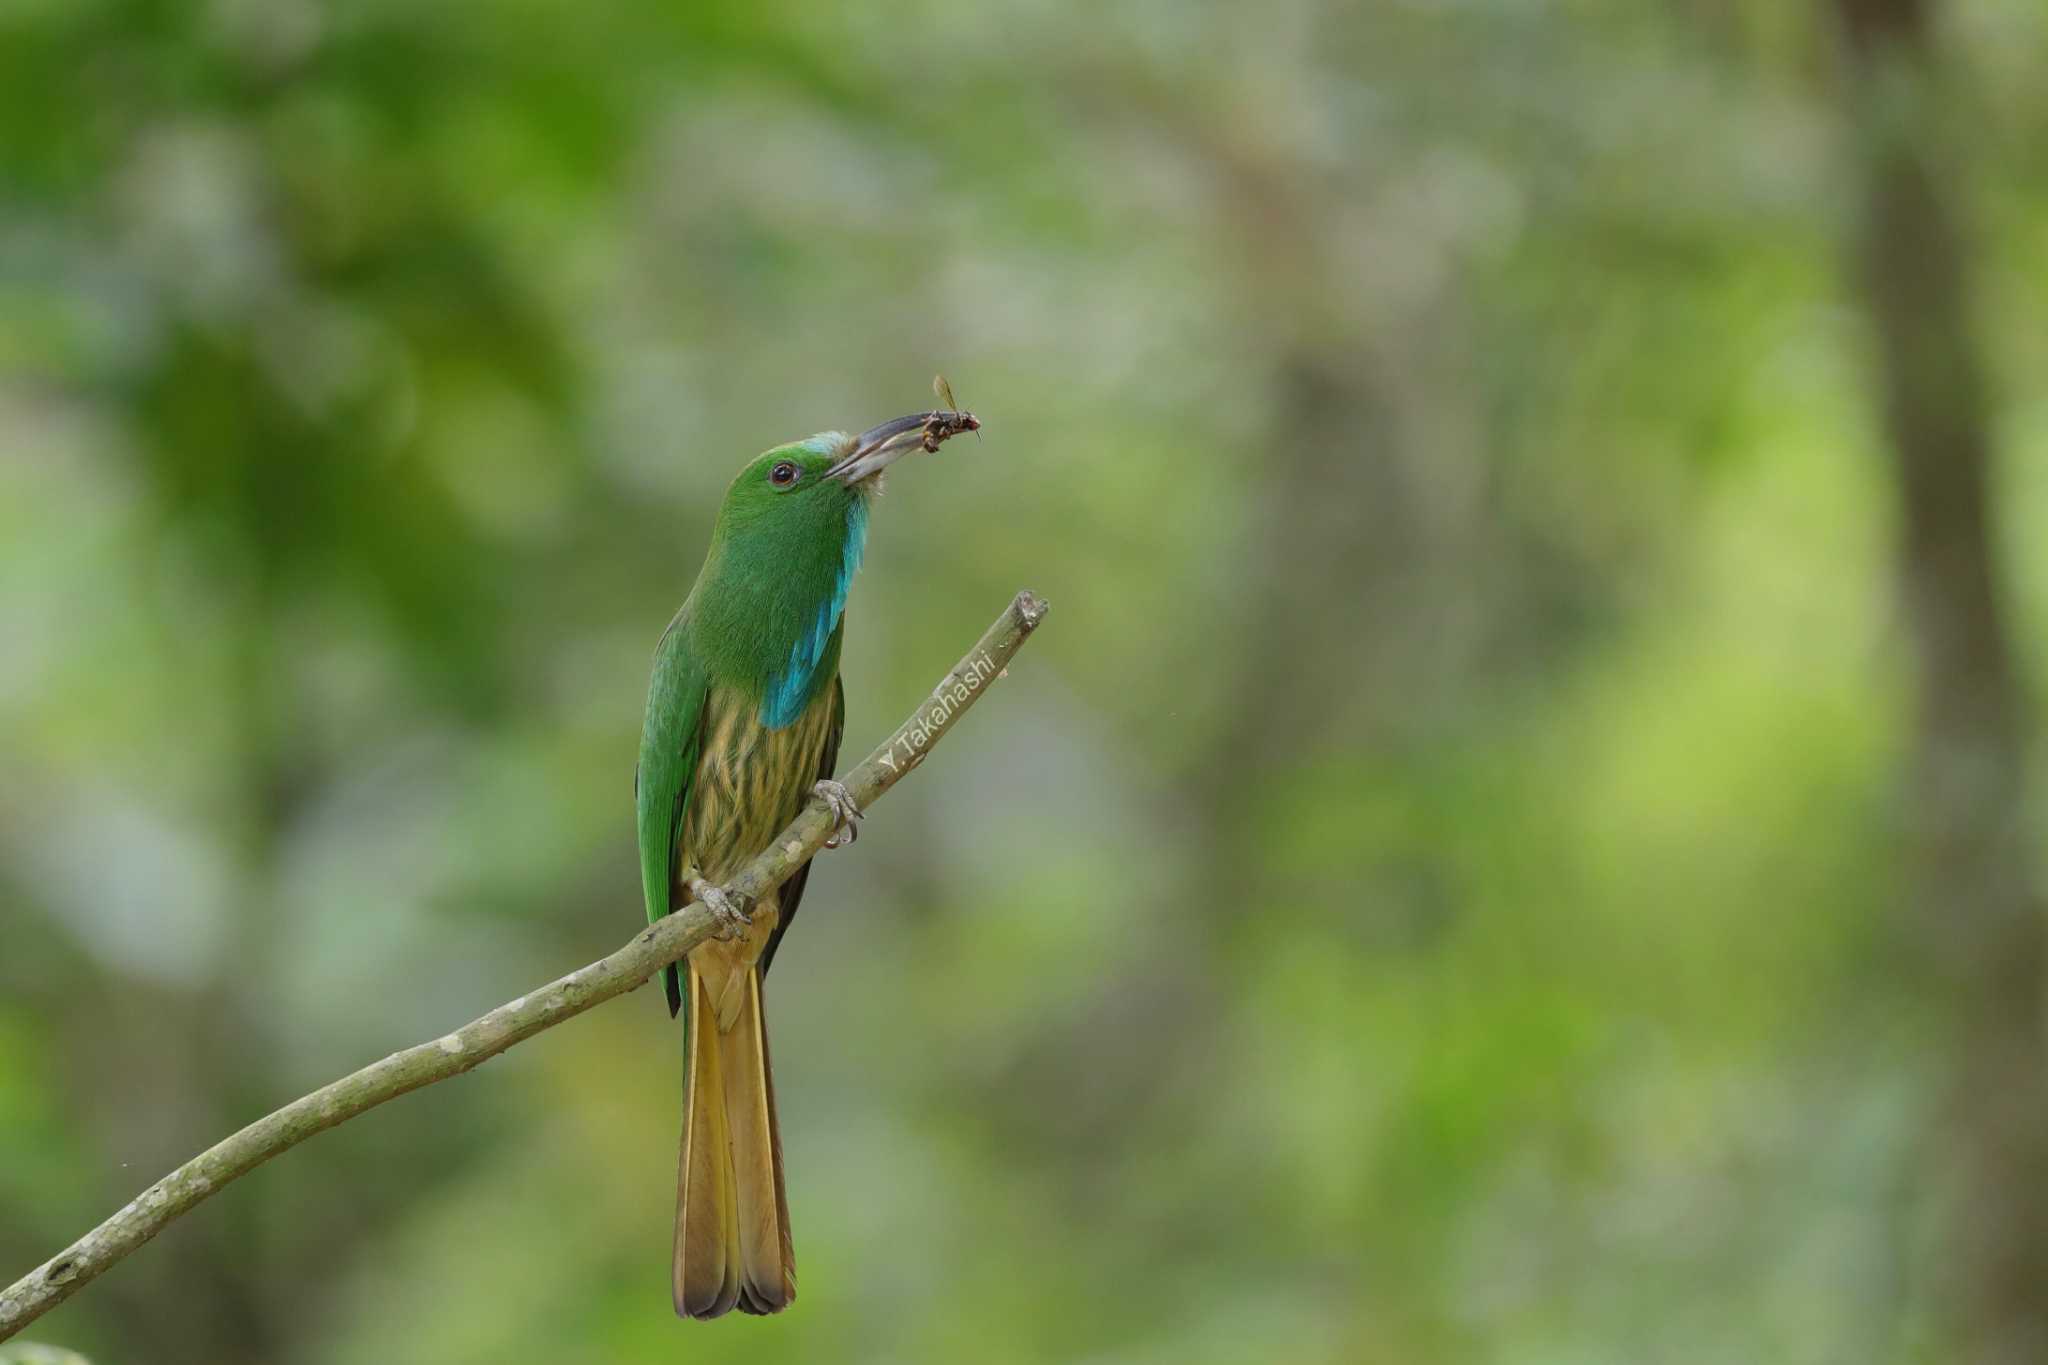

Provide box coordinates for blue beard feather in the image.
[760,496,868,728]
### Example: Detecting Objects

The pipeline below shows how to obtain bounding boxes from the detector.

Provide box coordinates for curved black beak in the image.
[826,408,980,484]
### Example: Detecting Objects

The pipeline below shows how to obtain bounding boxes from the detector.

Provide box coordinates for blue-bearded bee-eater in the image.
[636,395,977,1318]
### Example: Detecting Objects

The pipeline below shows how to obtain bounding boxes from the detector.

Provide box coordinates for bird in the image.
[636,400,977,1319]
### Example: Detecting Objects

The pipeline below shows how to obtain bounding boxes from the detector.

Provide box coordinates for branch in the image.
[0,590,1051,1342]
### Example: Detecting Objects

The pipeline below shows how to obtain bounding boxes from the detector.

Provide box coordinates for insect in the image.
[919,373,979,453]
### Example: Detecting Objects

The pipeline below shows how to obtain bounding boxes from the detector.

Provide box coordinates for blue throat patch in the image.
[761,496,868,728]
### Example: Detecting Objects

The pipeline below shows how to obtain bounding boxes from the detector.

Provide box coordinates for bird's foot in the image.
[687,878,753,940]
[813,779,862,849]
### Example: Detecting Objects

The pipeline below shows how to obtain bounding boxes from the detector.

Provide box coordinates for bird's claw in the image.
[813,779,862,849]
[688,879,753,940]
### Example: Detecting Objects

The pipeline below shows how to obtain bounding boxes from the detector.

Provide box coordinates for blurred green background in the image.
[4,0,2047,1361]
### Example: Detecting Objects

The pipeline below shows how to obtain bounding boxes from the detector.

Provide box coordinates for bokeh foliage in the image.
[4,0,2047,1361]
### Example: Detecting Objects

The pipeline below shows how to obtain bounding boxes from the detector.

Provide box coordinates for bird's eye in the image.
[769,461,799,487]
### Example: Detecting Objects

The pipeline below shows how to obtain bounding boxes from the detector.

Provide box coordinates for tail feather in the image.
[674,968,740,1318]
[723,970,795,1314]
[674,963,795,1319]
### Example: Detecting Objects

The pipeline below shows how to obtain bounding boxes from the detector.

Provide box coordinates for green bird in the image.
[637,401,976,1319]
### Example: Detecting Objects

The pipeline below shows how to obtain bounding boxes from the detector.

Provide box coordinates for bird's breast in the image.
[681,681,837,880]
[677,680,838,1022]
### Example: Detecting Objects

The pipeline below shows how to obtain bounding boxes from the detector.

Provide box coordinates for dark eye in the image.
[769,461,799,487]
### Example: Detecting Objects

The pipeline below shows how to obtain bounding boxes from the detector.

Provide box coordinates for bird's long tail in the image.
[674,963,795,1318]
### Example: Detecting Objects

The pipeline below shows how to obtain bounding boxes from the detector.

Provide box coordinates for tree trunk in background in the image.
[1833,1,2048,1359]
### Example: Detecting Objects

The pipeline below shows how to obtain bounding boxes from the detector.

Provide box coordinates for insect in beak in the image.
[826,377,979,483]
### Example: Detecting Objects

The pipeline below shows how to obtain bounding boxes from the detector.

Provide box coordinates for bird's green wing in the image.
[637,610,709,1018]
[759,673,843,979]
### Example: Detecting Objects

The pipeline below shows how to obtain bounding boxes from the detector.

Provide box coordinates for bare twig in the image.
[0,590,1050,1342]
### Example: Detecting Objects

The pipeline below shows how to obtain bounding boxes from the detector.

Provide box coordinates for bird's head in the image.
[717,408,978,521]
[694,404,979,724]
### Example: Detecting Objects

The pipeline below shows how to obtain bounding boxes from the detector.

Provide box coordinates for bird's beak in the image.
[825,409,979,484]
